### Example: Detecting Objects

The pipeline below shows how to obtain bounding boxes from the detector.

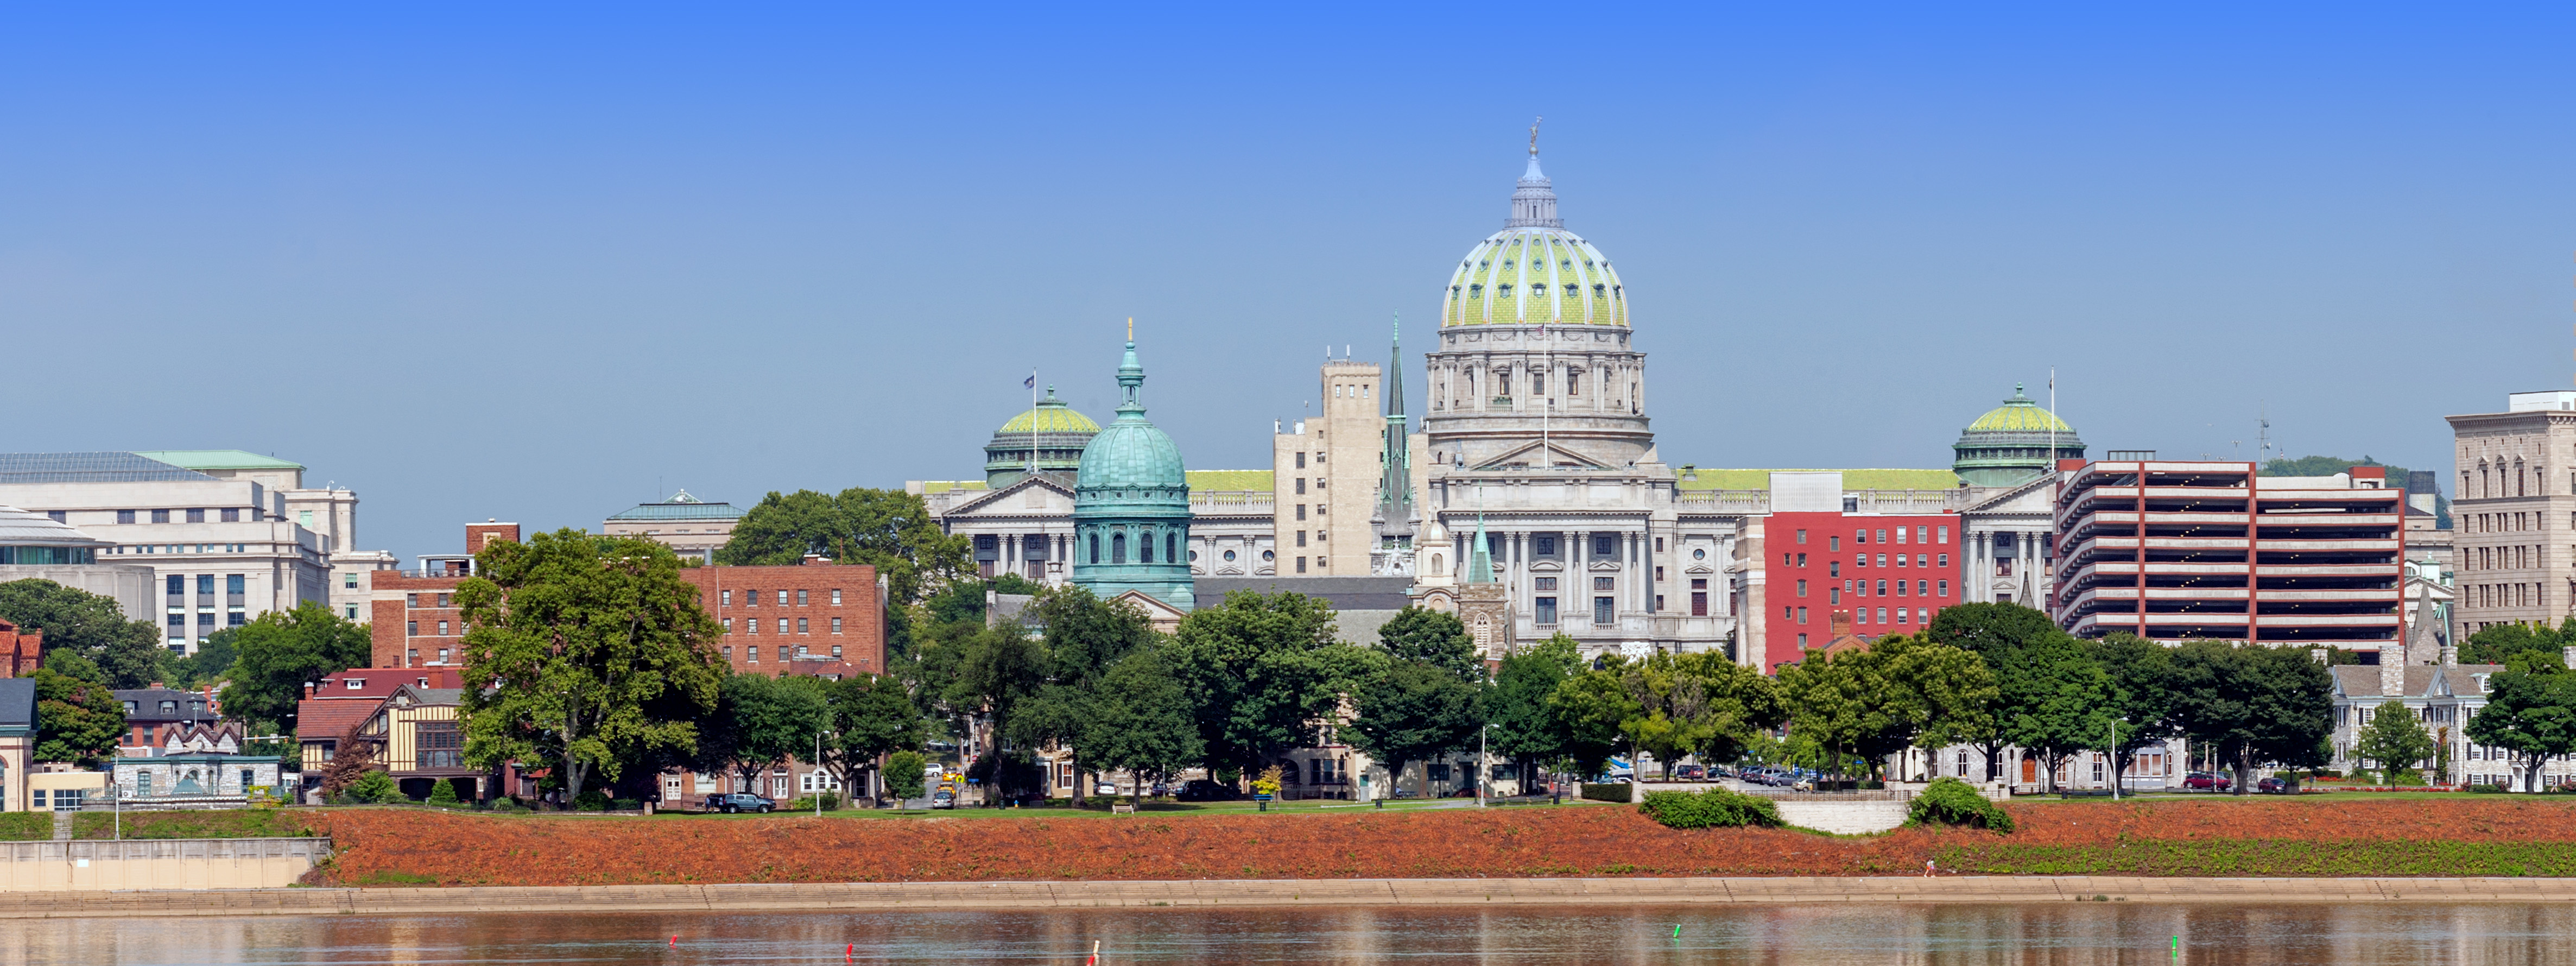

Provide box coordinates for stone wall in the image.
[0,838,328,891]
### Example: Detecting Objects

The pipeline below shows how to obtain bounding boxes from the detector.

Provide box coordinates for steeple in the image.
[1377,313,1412,523]
[1507,116,1562,229]
[1467,507,1495,584]
[1115,318,1146,420]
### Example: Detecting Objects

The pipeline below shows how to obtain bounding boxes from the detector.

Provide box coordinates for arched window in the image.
[1141,531,1155,564]
[1166,532,1178,564]
[1112,532,1127,564]
[1087,533,1099,564]
[1432,553,1447,575]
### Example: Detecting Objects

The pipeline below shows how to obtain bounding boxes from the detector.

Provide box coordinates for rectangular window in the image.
[831,617,843,634]
[1795,579,1807,597]
[1937,553,1948,567]
[1295,477,1307,495]
[1829,588,1840,604]
[1593,533,1617,557]
[227,608,245,626]
[1534,535,1556,555]
[1596,597,1616,624]
[227,574,244,595]
[221,508,240,522]
[1295,452,1306,469]
[1876,579,1888,596]
[1535,597,1558,624]
[747,646,760,662]
[1656,537,1665,552]
[1296,531,1308,547]
[745,589,758,606]
[796,589,808,606]
[1877,607,1889,623]
[1535,577,1557,591]
[721,590,732,607]
[1796,529,1808,545]
[831,589,842,605]
[1655,595,1664,611]
[1690,592,1707,616]
[197,574,214,596]
[1296,504,1307,521]
[407,621,418,635]
[1796,605,1809,623]
[343,573,357,589]
[1896,580,1908,597]
[117,509,136,524]
[798,618,809,634]
[746,617,759,634]
[435,620,448,635]
[437,593,450,607]
[776,590,788,605]
[345,605,358,619]
[776,618,789,635]
[407,593,418,607]
[1939,580,1950,597]
[1876,529,1888,544]
[1296,556,1308,573]
[1655,566,1665,581]
[722,618,732,632]
[1895,526,1908,544]
[186,508,206,523]
[1937,526,1949,544]
[151,509,170,523]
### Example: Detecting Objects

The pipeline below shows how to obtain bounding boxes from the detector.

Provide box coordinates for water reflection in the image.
[0,902,2568,964]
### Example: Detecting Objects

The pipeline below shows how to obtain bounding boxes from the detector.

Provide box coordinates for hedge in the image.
[1636,788,1782,829]
[1580,783,1631,804]
[1906,776,2014,832]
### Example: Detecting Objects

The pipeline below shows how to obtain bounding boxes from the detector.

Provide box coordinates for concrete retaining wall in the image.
[0,838,330,892]
[4,876,2575,918]
[1771,800,1909,834]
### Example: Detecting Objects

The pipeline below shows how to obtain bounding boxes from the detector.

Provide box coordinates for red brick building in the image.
[368,523,517,670]
[1762,510,1963,673]
[680,563,883,678]
[0,618,39,678]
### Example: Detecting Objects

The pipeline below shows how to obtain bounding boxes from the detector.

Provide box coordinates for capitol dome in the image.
[983,387,1102,485]
[1952,384,2086,488]
[1439,151,1627,327]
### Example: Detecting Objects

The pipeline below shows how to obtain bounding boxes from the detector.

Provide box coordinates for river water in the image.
[4,903,2573,964]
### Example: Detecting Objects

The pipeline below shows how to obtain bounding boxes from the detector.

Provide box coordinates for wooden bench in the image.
[1109,802,1136,815]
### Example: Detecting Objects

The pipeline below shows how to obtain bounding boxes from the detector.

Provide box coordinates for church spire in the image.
[1377,313,1412,527]
[1507,116,1562,229]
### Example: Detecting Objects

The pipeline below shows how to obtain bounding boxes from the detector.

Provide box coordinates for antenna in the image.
[2258,405,2272,467]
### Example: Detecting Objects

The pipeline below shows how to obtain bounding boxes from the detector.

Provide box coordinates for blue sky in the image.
[5,6,2572,560]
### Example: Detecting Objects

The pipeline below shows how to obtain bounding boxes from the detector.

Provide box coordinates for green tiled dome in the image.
[1966,385,2075,433]
[1953,384,2085,488]
[1077,421,1187,491]
[1440,151,1627,327]
[1071,337,1194,610]
[998,393,1100,435]
[985,387,1102,485]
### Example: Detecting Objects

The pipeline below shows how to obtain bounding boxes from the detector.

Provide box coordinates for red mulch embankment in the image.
[301,797,2576,887]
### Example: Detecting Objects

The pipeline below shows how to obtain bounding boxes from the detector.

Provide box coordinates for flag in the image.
[1024,373,1036,389]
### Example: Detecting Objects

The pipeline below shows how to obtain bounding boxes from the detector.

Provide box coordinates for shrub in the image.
[573,791,611,811]
[2470,784,2509,794]
[488,797,526,813]
[1580,783,1631,804]
[786,794,841,812]
[1637,788,1782,829]
[341,771,402,805]
[610,798,643,811]
[1907,777,2015,832]
[426,779,462,808]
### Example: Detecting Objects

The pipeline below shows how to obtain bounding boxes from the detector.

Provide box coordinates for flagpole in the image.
[1029,369,1039,477]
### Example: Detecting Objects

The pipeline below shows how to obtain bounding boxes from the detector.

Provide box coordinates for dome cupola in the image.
[1071,329,1194,610]
[1952,384,2087,487]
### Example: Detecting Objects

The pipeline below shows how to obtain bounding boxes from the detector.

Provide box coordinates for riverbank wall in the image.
[11,876,2576,919]
[0,838,328,891]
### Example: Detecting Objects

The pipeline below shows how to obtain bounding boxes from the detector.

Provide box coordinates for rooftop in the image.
[1675,468,1961,491]
[0,453,215,485]
[129,450,306,472]
[606,490,743,522]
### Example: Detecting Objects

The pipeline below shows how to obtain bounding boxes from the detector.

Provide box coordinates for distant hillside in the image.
[2262,454,2448,529]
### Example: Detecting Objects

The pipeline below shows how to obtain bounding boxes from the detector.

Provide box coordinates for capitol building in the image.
[910,135,2084,665]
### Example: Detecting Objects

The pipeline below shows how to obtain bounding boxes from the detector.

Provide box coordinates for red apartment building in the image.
[1763,510,1965,673]
[369,522,519,670]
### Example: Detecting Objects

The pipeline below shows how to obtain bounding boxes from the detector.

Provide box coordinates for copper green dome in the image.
[1439,150,1627,327]
[1072,337,1194,610]
[984,387,1101,485]
[1952,384,2085,488]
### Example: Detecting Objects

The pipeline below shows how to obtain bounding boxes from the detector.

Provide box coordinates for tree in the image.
[2000,632,2116,793]
[170,628,240,689]
[1165,591,1370,781]
[1349,653,1479,797]
[315,723,379,799]
[2087,633,2179,783]
[31,665,123,766]
[1488,634,1583,788]
[1547,659,1641,780]
[694,671,831,800]
[1376,608,1483,680]
[1924,602,2065,780]
[0,578,171,689]
[1777,634,1991,782]
[1079,646,1203,804]
[2463,618,2575,666]
[2355,699,2437,785]
[884,750,928,807]
[2168,641,2335,794]
[2465,651,2576,792]
[1006,587,1158,803]
[219,602,375,734]
[714,488,971,605]
[456,529,727,809]
[821,673,925,806]
[1611,651,1786,779]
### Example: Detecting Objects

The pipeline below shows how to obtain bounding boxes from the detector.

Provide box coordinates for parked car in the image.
[1149,782,1173,797]
[1674,765,1707,781]
[1096,781,1119,795]
[2256,776,2290,794]
[930,790,957,810]
[2183,772,2233,792]
[1176,779,1240,801]
[705,793,774,815]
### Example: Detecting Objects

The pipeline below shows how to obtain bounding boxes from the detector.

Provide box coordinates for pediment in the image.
[948,475,1076,516]
[1471,439,1610,472]
[1685,563,1717,575]
[1588,560,1622,571]
[1528,560,1563,572]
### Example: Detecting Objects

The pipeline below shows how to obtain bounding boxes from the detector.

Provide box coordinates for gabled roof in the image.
[129,450,305,471]
[0,452,214,484]
[296,668,463,740]
[2333,664,2502,700]
[0,679,33,731]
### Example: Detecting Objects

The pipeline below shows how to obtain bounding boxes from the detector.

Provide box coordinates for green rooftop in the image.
[1186,469,1274,493]
[1675,468,1961,491]
[132,450,306,471]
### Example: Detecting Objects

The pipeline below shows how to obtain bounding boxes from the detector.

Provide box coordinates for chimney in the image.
[2380,638,2408,698]
[1828,609,1853,642]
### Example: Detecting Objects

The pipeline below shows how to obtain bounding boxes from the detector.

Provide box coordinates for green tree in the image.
[2463,619,2574,666]
[0,578,171,689]
[1777,634,1991,782]
[714,488,971,605]
[1006,587,1159,803]
[2354,699,2438,785]
[2088,633,2179,782]
[1080,646,1204,804]
[219,602,375,734]
[456,530,727,809]
[1487,634,1583,788]
[1615,651,1786,778]
[31,665,124,766]
[821,673,925,806]
[2465,651,2576,792]
[1925,602,2065,780]
[170,628,240,689]
[1375,608,1483,680]
[1547,659,1641,780]
[1349,652,1479,797]
[1165,591,1371,781]
[2168,641,2335,794]
[884,750,928,807]
[2001,632,2116,793]
[695,671,832,800]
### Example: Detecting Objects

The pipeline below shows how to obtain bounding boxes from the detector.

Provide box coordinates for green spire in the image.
[1467,503,1495,584]
[1377,313,1412,523]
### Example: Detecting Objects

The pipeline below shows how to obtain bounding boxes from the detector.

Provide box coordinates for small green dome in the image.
[1072,337,1193,611]
[985,387,1103,486]
[998,392,1100,435]
[1966,385,2074,433]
